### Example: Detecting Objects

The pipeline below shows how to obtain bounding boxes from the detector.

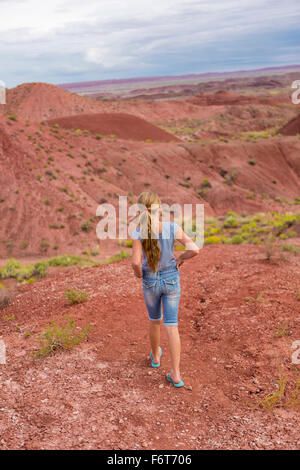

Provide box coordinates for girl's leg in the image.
[149,319,161,364]
[164,325,181,382]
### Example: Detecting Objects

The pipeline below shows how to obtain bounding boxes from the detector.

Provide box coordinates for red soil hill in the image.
[188,90,288,106]
[46,113,180,143]
[279,114,300,136]
[5,82,102,121]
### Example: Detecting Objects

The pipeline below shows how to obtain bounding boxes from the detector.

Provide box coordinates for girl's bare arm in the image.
[175,225,200,268]
[131,239,143,278]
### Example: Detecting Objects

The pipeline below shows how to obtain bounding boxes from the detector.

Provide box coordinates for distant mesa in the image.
[46,113,180,142]
[187,90,285,106]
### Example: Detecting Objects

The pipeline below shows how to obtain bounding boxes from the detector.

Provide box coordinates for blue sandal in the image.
[150,346,162,368]
[166,373,184,388]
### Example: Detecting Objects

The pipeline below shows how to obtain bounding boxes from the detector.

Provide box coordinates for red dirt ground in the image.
[0,79,300,450]
[0,242,300,450]
[45,113,179,143]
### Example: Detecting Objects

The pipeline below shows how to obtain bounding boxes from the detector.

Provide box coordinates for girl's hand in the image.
[176,257,184,269]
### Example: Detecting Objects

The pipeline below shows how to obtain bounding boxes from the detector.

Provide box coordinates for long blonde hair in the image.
[137,191,161,273]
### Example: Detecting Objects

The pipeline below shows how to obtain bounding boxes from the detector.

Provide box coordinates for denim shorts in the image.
[142,267,181,326]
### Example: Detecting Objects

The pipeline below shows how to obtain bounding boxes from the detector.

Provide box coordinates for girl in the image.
[130,191,200,388]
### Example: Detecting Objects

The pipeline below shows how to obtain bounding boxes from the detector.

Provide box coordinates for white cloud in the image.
[0,0,299,86]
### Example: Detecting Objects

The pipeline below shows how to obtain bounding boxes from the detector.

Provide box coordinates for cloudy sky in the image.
[0,0,300,87]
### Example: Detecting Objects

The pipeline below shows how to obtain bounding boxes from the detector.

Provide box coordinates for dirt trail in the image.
[1,242,300,450]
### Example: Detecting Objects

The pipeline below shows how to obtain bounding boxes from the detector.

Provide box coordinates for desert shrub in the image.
[65,288,89,304]
[33,261,48,278]
[81,219,91,232]
[224,170,237,185]
[274,321,291,338]
[248,158,256,165]
[201,177,212,189]
[0,258,21,278]
[179,181,192,188]
[47,255,98,267]
[264,233,276,261]
[205,226,220,236]
[8,114,17,121]
[197,189,206,198]
[41,239,50,252]
[103,250,131,263]
[281,243,300,255]
[231,235,243,244]
[252,374,287,410]
[0,258,48,281]
[223,216,238,228]
[205,236,222,244]
[33,315,91,358]
[49,224,65,229]
[286,230,297,238]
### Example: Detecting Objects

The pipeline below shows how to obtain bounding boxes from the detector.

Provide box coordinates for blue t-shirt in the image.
[130,221,178,272]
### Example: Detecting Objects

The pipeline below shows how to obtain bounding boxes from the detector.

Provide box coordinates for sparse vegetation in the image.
[7,114,18,121]
[103,250,131,264]
[33,315,91,358]
[274,321,291,338]
[65,288,89,304]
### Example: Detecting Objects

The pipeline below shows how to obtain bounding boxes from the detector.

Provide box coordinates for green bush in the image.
[231,235,243,244]
[282,243,299,255]
[81,219,91,232]
[179,181,192,188]
[0,258,48,280]
[65,288,89,304]
[205,236,222,244]
[201,178,212,189]
[33,315,91,358]
[103,250,131,263]
[223,216,238,228]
